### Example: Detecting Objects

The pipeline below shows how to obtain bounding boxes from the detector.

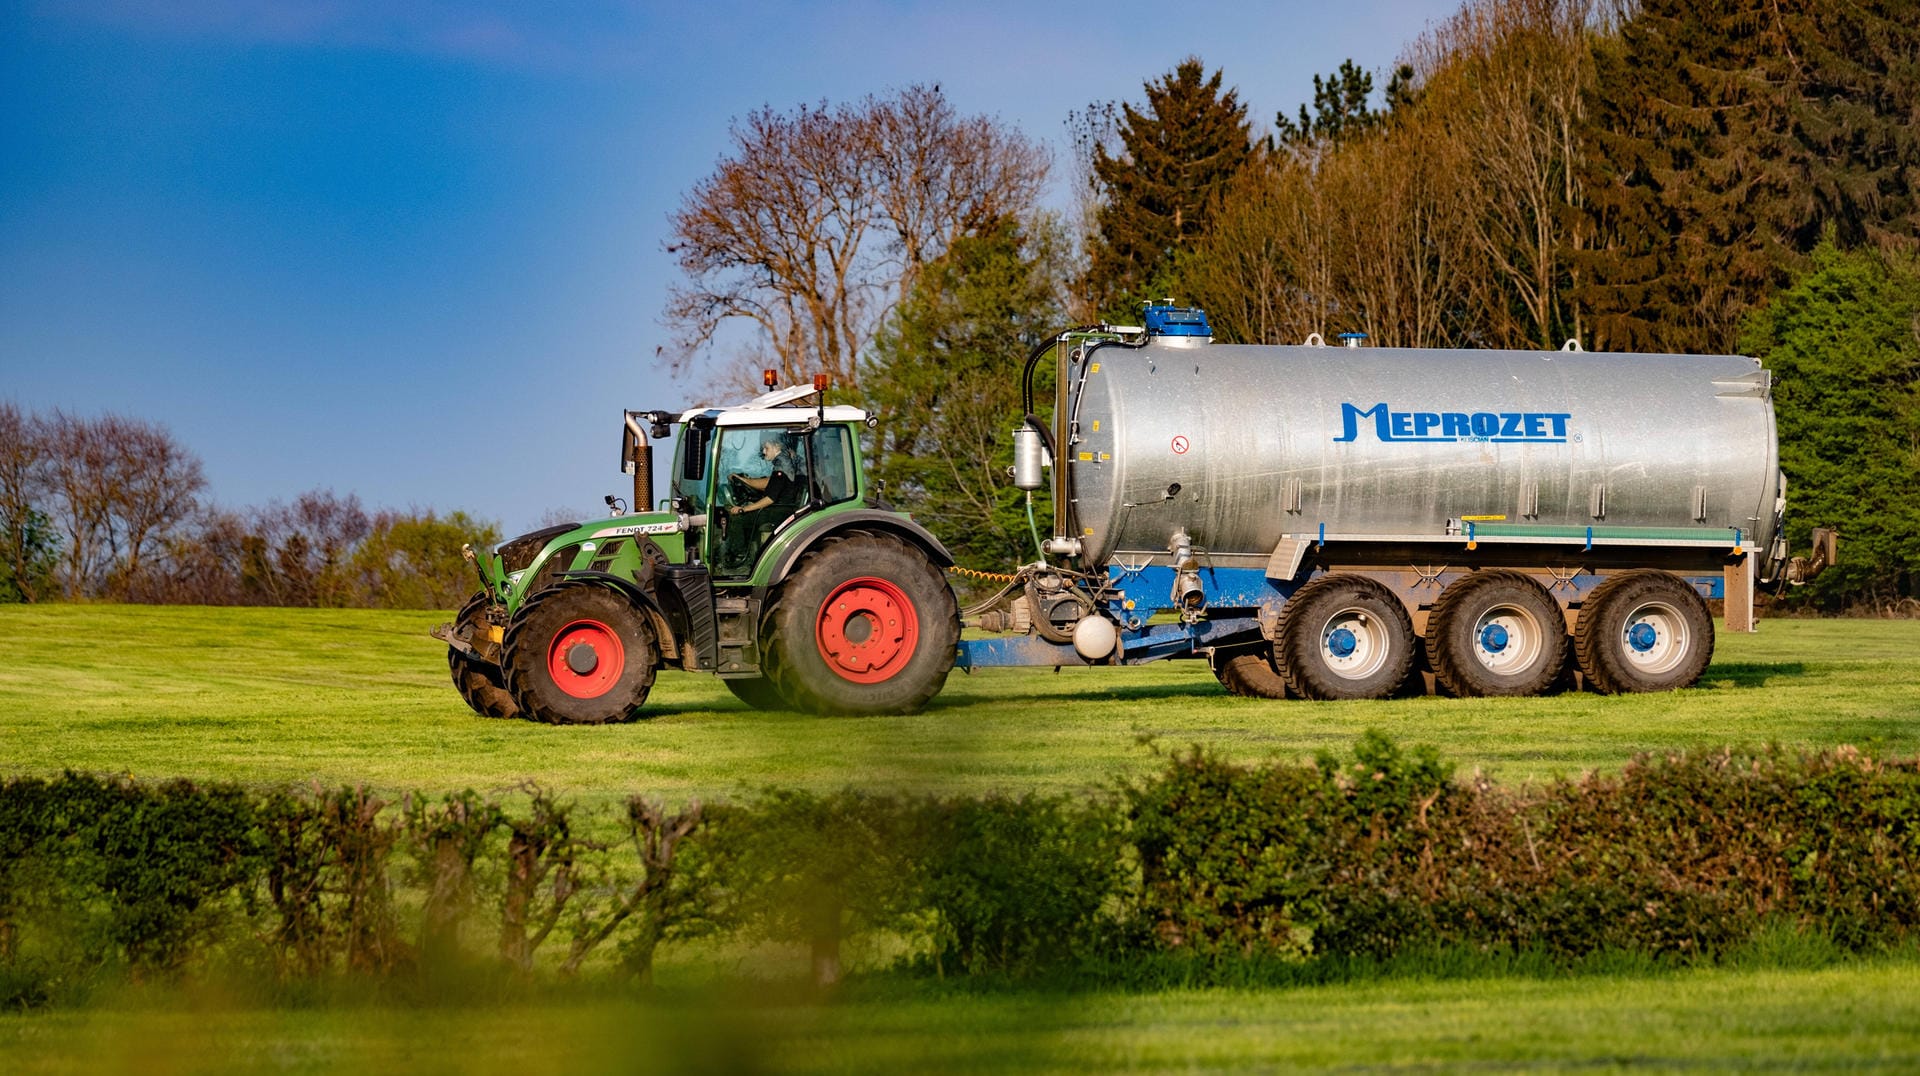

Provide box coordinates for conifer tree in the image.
[1577,0,1920,354]
[1740,243,1920,610]
[1083,59,1254,319]
[863,218,1067,572]
[1273,60,1414,146]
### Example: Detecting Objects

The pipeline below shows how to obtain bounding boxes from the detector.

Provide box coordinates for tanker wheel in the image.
[1277,575,1416,701]
[724,675,791,712]
[1210,644,1291,699]
[1425,571,1568,698]
[501,584,657,724]
[449,591,520,719]
[1574,570,1714,694]
[768,532,959,716]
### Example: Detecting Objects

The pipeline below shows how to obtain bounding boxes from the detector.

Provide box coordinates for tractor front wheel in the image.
[502,584,657,724]
[769,532,959,715]
[449,591,520,719]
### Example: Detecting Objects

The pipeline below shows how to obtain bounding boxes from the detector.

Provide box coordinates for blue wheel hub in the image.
[1627,622,1659,652]
[1478,623,1510,653]
[1326,627,1358,658]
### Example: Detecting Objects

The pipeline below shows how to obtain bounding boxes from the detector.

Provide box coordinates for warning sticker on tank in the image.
[1171,435,1190,454]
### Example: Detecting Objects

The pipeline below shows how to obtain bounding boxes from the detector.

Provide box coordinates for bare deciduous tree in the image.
[664,85,1048,393]
[0,402,54,601]
[1413,0,1597,348]
[43,411,116,600]
[100,413,208,596]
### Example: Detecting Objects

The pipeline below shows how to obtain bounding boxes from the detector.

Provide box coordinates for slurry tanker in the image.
[435,306,1832,722]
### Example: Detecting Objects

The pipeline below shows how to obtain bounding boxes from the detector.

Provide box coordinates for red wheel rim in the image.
[815,576,919,684]
[546,619,626,698]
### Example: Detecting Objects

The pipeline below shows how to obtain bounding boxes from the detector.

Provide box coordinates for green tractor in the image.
[433,382,960,721]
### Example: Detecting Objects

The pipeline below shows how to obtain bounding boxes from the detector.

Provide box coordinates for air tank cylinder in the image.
[1011,425,1048,491]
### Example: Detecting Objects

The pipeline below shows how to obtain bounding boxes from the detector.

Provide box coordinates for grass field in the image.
[3,958,1919,1073]
[1,604,1916,803]
[4,604,1920,1072]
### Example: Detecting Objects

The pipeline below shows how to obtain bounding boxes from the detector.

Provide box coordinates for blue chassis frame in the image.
[953,563,1728,671]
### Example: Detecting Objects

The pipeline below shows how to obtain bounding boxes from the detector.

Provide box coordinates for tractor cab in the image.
[666,386,871,582]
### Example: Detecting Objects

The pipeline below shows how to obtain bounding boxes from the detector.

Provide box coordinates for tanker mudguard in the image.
[762,509,955,587]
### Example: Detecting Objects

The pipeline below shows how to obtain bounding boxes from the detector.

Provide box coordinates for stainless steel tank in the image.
[1066,342,1780,564]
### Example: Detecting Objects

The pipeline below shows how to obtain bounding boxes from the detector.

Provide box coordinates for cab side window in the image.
[809,426,856,505]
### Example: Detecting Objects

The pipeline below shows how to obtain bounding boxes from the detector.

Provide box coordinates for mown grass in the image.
[1,604,1916,805]
[2,956,1918,1074]
[4,604,1920,1070]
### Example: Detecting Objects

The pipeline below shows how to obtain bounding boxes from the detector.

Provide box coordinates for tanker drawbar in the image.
[959,304,1832,701]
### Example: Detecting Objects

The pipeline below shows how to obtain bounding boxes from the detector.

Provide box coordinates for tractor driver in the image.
[721,433,805,568]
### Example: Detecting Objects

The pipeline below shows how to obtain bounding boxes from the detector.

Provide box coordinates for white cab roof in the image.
[678,384,868,426]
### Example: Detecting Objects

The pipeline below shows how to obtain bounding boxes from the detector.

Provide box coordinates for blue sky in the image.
[1,0,1459,535]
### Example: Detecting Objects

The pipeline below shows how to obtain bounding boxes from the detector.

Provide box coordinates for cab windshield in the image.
[710,423,858,576]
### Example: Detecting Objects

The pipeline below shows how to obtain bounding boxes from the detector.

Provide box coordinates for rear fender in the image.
[761,510,955,588]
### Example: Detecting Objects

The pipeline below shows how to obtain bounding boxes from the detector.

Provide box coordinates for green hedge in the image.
[3,738,1917,1007]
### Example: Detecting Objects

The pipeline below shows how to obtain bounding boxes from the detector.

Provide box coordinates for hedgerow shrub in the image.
[1,739,1917,1006]
[914,793,1123,977]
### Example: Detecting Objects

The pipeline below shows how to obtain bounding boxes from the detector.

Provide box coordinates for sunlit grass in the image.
[2,957,1918,1074]
[4,605,1920,1070]
[2,605,1917,807]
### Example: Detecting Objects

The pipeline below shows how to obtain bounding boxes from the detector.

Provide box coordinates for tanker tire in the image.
[1210,644,1291,699]
[450,591,520,719]
[1574,570,1714,695]
[502,584,656,724]
[768,532,959,716]
[1425,571,1567,698]
[1278,575,1417,701]
[724,676,791,712]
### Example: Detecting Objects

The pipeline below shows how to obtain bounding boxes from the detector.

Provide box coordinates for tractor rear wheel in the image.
[1277,575,1416,701]
[502,584,656,724]
[449,591,519,719]
[769,532,959,715]
[1574,570,1714,694]
[1210,644,1290,699]
[724,676,791,712]
[1425,571,1567,698]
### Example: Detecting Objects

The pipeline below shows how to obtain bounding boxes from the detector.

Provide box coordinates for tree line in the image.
[0,402,496,608]
[664,0,1919,609]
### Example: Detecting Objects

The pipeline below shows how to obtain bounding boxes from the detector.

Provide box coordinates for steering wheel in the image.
[727,473,754,503]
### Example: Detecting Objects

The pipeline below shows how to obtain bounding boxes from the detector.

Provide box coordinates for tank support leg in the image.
[1724,554,1756,633]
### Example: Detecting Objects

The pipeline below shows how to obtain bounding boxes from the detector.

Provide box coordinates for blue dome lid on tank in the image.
[1142,303,1212,338]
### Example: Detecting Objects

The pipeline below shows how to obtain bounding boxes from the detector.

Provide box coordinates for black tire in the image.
[1574,570,1714,694]
[1210,644,1291,699]
[1424,571,1568,698]
[768,531,959,715]
[1277,575,1417,701]
[450,591,520,719]
[724,676,791,712]
[502,584,657,724]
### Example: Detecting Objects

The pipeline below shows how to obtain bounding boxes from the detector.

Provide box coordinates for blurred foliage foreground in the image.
[3,735,1917,1011]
